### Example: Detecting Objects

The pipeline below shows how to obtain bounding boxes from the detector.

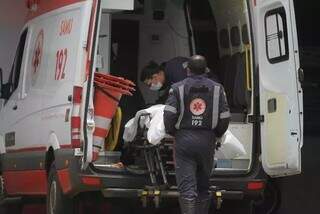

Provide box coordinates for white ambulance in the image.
[0,0,303,213]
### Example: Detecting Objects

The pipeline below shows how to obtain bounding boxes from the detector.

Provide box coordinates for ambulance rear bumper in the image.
[100,187,244,200]
[68,167,265,201]
[54,150,266,202]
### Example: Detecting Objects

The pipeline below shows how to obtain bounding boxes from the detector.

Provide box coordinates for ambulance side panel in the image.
[0,2,92,196]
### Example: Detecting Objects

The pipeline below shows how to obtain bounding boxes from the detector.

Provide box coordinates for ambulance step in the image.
[94,151,121,165]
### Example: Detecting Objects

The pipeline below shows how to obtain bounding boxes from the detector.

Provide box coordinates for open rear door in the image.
[255,0,303,177]
[81,0,100,170]
[82,0,134,169]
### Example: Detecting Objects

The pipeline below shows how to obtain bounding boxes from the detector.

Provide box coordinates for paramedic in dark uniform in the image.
[140,57,189,103]
[163,55,230,214]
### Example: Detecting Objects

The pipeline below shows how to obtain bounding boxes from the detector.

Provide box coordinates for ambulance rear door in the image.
[255,0,303,177]
[82,0,134,169]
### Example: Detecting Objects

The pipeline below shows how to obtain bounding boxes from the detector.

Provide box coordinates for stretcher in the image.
[99,112,234,209]
[129,113,169,188]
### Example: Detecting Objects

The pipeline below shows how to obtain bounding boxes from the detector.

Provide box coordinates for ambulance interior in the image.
[95,0,254,175]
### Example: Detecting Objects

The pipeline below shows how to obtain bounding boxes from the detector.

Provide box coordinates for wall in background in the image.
[0,0,27,82]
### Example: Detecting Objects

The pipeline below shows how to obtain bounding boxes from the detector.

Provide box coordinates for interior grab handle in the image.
[245,44,252,91]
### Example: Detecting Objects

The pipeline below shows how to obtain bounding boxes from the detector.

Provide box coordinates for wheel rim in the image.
[49,180,57,214]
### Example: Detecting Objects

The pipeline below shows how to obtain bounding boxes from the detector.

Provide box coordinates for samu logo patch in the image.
[190,98,206,116]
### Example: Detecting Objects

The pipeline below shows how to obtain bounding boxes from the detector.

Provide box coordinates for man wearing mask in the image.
[163,55,230,214]
[140,57,189,103]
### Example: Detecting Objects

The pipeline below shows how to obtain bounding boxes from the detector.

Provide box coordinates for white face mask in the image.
[150,82,163,91]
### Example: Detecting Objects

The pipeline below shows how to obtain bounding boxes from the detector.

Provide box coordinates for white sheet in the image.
[123,105,247,159]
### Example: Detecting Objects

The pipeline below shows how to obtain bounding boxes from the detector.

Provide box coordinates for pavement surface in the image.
[273,136,320,214]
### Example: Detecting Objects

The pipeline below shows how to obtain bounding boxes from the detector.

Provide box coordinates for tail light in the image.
[71,86,82,148]
[247,181,265,190]
[81,176,101,187]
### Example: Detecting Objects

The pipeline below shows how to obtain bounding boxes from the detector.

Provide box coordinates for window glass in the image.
[231,26,240,47]
[265,7,289,63]
[220,29,230,49]
[7,29,28,98]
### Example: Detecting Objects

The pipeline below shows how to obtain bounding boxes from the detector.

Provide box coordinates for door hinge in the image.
[248,115,265,123]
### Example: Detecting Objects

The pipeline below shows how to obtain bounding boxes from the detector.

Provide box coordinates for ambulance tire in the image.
[47,164,74,214]
[254,181,281,214]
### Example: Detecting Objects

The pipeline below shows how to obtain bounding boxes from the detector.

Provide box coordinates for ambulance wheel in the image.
[254,181,281,214]
[47,164,74,214]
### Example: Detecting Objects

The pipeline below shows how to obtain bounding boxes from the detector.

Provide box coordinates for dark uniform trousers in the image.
[163,74,230,214]
[175,130,215,200]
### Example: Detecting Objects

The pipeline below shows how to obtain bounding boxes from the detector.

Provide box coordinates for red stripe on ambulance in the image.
[3,170,47,195]
[25,0,86,22]
[71,87,83,148]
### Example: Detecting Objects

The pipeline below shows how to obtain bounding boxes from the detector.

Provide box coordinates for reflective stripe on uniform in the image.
[220,111,231,119]
[175,85,185,129]
[164,105,177,114]
[212,85,220,129]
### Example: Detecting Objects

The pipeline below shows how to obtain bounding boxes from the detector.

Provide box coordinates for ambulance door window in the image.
[265,7,289,64]
[7,29,28,98]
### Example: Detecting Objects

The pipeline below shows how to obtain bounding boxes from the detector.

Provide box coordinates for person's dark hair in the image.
[187,55,207,74]
[140,61,161,82]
